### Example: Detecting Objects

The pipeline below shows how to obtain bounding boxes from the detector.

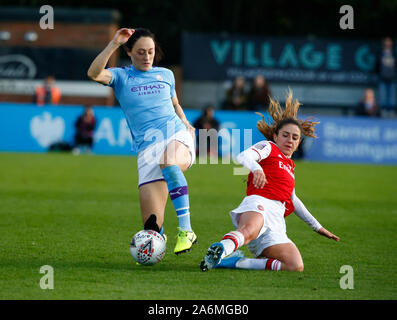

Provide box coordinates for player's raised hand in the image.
[317,227,340,242]
[112,28,135,46]
[252,169,267,189]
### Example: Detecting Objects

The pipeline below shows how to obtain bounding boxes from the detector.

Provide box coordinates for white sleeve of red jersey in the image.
[236,140,271,173]
[250,140,272,161]
[292,189,322,231]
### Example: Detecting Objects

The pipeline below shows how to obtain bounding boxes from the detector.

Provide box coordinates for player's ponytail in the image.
[256,89,319,140]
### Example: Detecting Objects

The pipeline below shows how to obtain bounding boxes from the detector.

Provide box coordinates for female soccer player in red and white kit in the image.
[200,91,339,272]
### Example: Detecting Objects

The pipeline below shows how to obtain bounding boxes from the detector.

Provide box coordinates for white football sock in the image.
[236,257,282,271]
[220,231,245,258]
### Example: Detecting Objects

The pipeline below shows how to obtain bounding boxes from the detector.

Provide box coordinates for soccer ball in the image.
[130,230,166,266]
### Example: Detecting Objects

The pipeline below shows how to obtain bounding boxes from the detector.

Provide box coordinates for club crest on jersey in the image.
[156,75,163,81]
[254,143,266,150]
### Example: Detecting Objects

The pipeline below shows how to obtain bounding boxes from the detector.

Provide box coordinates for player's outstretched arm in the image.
[292,191,339,241]
[292,191,340,242]
[317,227,340,241]
[87,28,134,85]
[292,190,322,230]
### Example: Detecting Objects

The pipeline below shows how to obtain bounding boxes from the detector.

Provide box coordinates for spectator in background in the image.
[223,76,248,110]
[377,37,396,117]
[73,106,96,155]
[34,75,61,106]
[193,105,220,157]
[356,88,380,117]
[248,75,271,112]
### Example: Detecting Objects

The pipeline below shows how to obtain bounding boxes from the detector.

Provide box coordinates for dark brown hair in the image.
[123,28,163,65]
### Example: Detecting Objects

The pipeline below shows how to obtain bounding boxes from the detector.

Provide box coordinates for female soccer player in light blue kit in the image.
[88,28,197,254]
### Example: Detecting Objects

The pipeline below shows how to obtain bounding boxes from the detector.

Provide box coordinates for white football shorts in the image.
[137,129,196,187]
[229,195,292,257]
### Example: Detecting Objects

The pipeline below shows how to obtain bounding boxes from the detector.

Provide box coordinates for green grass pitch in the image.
[0,152,396,300]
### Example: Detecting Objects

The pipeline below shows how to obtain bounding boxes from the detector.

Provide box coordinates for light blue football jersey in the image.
[107,65,185,152]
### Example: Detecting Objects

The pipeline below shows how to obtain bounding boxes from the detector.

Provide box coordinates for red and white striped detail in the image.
[250,148,262,160]
[265,258,281,271]
[221,231,244,251]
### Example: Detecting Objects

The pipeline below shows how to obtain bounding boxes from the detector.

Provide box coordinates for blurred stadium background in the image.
[0,1,397,162]
[0,1,396,301]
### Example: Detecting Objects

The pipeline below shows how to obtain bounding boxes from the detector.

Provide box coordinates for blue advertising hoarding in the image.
[0,104,133,154]
[303,116,397,164]
[0,103,264,157]
[1,103,396,165]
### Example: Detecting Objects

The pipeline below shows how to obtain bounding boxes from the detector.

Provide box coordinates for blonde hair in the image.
[256,90,319,140]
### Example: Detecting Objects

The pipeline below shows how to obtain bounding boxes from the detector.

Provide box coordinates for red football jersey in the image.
[246,141,295,217]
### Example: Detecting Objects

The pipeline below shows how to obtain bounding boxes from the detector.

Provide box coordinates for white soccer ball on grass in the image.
[130,230,166,266]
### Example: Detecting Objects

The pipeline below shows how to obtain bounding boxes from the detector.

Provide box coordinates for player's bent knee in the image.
[296,263,304,272]
[160,152,191,171]
[284,260,304,272]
